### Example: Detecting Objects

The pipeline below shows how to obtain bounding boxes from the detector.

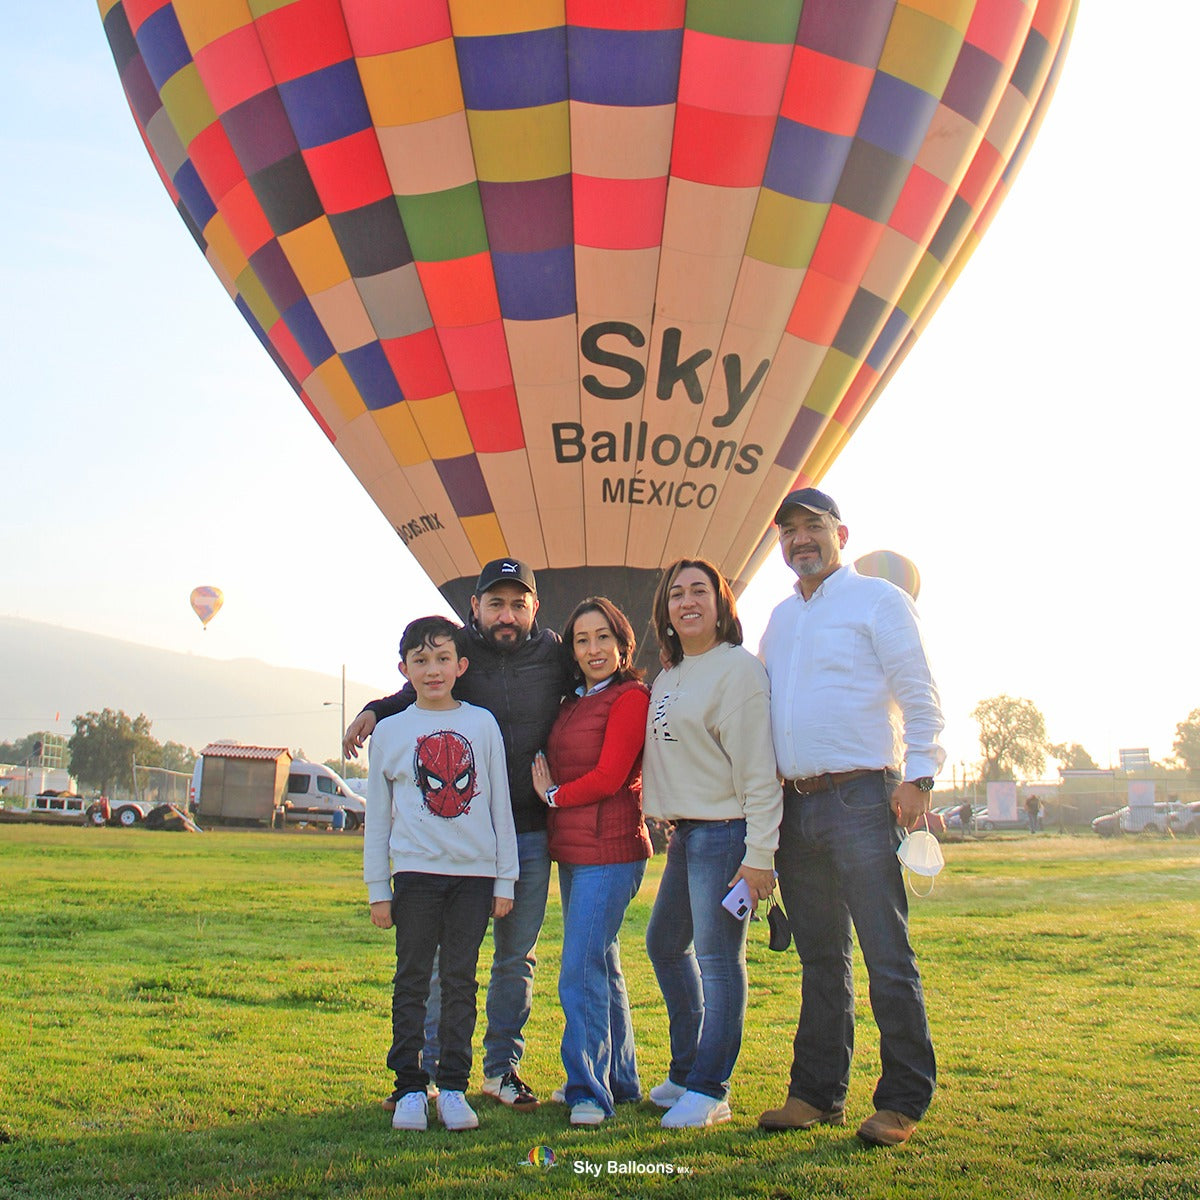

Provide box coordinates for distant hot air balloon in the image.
[190,586,224,629]
[854,550,921,600]
[99,0,1076,629]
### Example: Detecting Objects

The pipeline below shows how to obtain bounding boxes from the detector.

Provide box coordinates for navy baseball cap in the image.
[774,488,841,524]
[475,558,537,595]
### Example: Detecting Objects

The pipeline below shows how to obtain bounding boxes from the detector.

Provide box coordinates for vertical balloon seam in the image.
[728,0,1078,593]
[629,4,804,575]
[567,6,686,577]
[657,0,912,574]
[445,6,568,577]
[806,0,1078,490]
[802,0,1077,483]
[760,7,981,516]
[105,0,470,589]
[322,3,506,582]
[344,5,529,582]
[719,0,1070,586]
[654,4,856,573]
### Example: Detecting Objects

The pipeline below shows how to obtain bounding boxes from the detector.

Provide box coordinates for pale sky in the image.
[4,5,1197,772]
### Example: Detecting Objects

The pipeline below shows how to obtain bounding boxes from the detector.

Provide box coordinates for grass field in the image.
[1,826,1197,1199]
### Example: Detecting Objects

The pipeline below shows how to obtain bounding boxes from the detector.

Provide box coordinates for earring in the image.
[667,627,676,636]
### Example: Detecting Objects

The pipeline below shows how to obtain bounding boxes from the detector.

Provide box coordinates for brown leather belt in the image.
[785,769,878,797]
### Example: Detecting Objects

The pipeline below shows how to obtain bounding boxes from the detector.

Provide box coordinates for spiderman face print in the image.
[414,730,477,819]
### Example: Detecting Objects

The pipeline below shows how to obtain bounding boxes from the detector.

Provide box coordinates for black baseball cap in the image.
[774,487,841,524]
[475,558,537,595]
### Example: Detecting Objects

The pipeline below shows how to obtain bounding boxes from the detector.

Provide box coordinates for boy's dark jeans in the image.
[388,872,493,1094]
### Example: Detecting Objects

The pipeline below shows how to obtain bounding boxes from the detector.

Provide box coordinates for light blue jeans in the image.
[645,818,749,1101]
[558,858,646,1115]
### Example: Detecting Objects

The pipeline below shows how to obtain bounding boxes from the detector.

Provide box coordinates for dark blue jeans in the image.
[775,772,936,1120]
[387,872,493,1095]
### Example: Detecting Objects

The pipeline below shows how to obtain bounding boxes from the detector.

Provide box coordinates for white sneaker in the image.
[649,1079,688,1108]
[661,1090,732,1128]
[570,1100,607,1126]
[437,1090,480,1131]
[481,1070,539,1109]
[391,1090,428,1131]
[551,1085,567,1104]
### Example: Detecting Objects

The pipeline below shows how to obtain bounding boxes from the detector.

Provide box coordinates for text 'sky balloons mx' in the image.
[100,0,1076,629]
[189,586,224,629]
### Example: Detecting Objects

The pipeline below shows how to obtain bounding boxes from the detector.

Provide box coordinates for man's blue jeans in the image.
[482,829,551,1079]
[558,858,646,1115]
[645,818,749,1101]
[775,771,936,1120]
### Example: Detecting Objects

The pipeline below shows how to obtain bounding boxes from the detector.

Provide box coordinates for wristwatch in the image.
[544,785,559,808]
[911,777,935,792]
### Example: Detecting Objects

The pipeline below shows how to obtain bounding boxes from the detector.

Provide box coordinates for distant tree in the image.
[1048,742,1099,771]
[972,694,1048,780]
[1172,708,1200,774]
[325,758,366,779]
[68,709,156,795]
[152,741,198,773]
[0,732,54,765]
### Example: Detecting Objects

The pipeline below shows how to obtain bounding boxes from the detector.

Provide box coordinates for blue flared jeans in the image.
[645,818,749,1101]
[775,770,936,1120]
[557,858,646,1115]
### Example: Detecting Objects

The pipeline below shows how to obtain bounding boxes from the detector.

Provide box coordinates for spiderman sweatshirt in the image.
[364,700,519,904]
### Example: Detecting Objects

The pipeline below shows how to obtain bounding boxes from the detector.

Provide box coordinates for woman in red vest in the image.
[532,596,653,1127]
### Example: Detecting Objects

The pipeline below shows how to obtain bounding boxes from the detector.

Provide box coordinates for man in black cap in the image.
[344,558,574,1110]
[756,489,945,1147]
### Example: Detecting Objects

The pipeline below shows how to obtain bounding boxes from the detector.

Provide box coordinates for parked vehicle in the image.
[0,791,108,827]
[1091,801,1193,837]
[284,761,366,830]
[109,797,162,828]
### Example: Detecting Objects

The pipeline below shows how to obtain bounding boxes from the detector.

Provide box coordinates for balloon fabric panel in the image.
[100,0,1077,631]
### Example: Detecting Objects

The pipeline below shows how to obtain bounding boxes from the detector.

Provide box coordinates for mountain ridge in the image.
[0,616,385,763]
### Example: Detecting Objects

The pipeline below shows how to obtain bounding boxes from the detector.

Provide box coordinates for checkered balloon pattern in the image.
[99,0,1077,623]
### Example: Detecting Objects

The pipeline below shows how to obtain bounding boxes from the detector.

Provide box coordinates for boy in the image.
[365,615,518,1132]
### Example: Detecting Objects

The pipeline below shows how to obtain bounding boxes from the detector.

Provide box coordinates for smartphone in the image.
[720,877,753,921]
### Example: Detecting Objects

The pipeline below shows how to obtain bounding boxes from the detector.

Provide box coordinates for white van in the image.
[284,761,366,830]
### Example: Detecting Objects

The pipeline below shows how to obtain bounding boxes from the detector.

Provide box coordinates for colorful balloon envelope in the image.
[100,0,1076,627]
[189,586,224,628]
[854,550,921,600]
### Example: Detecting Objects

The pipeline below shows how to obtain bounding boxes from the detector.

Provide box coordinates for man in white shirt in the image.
[757,488,945,1148]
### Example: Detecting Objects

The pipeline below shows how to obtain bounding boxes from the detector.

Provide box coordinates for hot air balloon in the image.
[99,0,1076,630]
[854,550,920,600]
[190,586,224,629]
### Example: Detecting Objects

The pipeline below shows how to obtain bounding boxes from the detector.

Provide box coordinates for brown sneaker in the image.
[856,1109,919,1146]
[758,1096,846,1130]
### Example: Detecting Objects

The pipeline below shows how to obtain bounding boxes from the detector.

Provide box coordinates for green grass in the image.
[1,827,1198,1199]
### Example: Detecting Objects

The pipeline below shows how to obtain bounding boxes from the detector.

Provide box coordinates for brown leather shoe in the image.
[856,1109,919,1146]
[758,1096,846,1130]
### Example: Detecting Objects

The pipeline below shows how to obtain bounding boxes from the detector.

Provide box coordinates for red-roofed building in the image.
[195,743,292,824]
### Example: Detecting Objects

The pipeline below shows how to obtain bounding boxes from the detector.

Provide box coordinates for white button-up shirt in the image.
[759,564,946,782]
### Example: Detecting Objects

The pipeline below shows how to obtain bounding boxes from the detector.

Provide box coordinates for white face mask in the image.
[896,827,945,896]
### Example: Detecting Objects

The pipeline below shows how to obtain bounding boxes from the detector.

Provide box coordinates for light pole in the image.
[323,664,347,779]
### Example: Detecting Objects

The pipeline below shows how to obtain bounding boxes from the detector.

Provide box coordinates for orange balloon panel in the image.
[100,0,1077,627]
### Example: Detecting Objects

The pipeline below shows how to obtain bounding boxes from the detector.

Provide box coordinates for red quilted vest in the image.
[545,680,653,865]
